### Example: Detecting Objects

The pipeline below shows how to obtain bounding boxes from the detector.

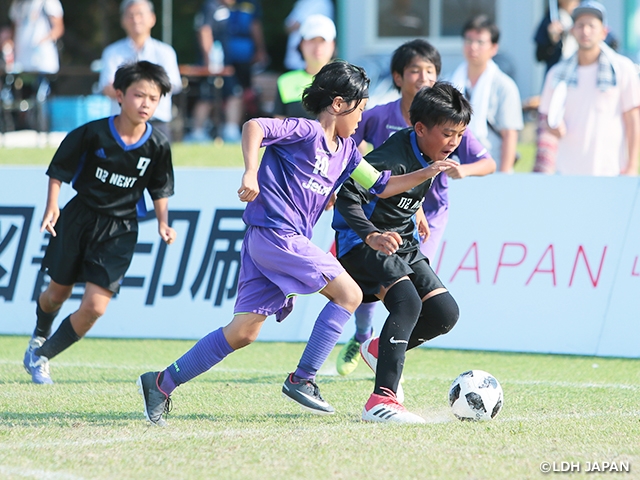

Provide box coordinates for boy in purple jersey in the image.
[138,60,459,425]
[23,61,176,384]
[336,39,496,377]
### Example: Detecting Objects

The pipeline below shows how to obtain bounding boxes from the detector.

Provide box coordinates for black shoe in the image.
[282,373,335,415]
[137,371,172,426]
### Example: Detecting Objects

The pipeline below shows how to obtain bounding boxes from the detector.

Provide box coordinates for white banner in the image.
[0,168,638,357]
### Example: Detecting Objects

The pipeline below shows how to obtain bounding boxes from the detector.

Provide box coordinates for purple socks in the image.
[294,301,352,380]
[162,327,234,394]
[354,302,377,343]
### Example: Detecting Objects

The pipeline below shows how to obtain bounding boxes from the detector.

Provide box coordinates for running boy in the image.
[23,61,176,384]
[336,39,495,376]
[137,60,460,425]
[333,82,471,423]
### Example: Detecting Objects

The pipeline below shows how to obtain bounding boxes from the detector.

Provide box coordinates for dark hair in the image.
[302,60,369,116]
[462,14,500,44]
[409,82,472,129]
[390,39,441,92]
[113,61,172,97]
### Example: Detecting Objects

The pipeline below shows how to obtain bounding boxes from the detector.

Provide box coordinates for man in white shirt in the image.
[449,15,523,173]
[538,0,640,176]
[99,0,182,141]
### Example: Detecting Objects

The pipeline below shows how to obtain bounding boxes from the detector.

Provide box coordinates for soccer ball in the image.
[448,370,503,421]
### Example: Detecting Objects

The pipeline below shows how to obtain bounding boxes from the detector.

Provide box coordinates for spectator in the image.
[538,0,640,176]
[284,0,334,71]
[99,0,182,141]
[9,0,64,74]
[186,0,268,143]
[533,0,618,173]
[534,0,580,74]
[8,0,64,131]
[273,14,336,119]
[449,14,523,173]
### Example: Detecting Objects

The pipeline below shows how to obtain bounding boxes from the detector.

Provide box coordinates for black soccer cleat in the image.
[137,371,172,426]
[282,373,335,415]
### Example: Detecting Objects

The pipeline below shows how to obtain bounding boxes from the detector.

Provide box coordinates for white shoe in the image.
[360,337,405,403]
[362,390,425,424]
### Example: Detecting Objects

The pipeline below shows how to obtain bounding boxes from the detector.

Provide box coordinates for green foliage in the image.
[1,336,638,479]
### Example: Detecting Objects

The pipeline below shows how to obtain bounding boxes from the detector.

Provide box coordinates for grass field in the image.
[0,138,538,172]
[1,335,638,480]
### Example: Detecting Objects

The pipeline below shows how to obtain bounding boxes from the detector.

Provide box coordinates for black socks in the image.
[35,315,81,360]
[34,299,60,339]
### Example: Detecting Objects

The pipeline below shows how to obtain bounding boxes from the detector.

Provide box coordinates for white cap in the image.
[299,14,336,42]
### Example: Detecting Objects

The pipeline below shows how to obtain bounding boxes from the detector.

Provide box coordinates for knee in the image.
[423,291,459,335]
[42,287,72,309]
[334,283,363,313]
[78,301,108,323]
[384,280,422,320]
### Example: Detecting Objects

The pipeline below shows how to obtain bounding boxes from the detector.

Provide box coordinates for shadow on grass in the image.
[0,411,142,426]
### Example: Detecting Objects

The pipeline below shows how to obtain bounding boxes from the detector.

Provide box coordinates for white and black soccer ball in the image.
[448,370,503,421]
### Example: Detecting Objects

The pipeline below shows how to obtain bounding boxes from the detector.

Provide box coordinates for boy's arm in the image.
[41,177,62,237]
[351,158,460,199]
[152,197,176,245]
[447,157,496,179]
[335,185,402,256]
[238,120,264,202]
[498,129,519,173]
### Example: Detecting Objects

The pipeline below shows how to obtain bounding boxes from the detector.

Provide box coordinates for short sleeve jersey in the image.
[333,128,432,258]
[242,117,363,238]
[351,98,489,216]
[46,117,174,219]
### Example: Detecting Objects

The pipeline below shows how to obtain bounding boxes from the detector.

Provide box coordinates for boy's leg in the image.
[138,313,265,426]
[282,272,361,414]
[25,283,112,384]
[360,279,426,424]
[408,290,459,350]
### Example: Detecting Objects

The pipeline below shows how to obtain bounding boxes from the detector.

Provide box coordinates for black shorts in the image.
[339,243,445,302]
[41,196,138,293]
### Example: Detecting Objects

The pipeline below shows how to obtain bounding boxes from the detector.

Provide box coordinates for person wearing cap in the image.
[283,0,334,71]
[273,14,336,120]
[538,0,640,176]
[99,0,182,141]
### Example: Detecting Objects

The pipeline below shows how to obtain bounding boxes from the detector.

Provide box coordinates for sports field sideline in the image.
[0,335,638,480]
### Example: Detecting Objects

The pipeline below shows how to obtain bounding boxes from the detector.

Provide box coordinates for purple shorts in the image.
[234,226,345,321]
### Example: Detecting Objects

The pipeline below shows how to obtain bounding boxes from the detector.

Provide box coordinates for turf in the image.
[1,335,638,479]
[0,140,537,171]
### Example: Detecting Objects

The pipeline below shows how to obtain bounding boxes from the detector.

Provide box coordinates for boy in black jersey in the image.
[332,82,471,423]
[23,61,176,384]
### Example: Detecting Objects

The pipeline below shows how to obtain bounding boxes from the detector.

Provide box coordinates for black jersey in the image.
[333,128,434,258]
[46,117,174,219]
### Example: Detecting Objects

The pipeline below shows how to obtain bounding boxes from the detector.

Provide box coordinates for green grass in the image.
[0,142,246,168]
[1,336,638,480]
[0,141,538,171]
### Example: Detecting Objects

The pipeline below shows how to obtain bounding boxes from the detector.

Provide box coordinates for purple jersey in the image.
[243,117,363,238]
[352,98,489,218]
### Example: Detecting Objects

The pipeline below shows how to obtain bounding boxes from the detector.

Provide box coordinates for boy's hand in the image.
[444,163,467,180]
[40,207,60,237]
[158,224,177,245]
[429,159,460,174]
[238,171,259,202]
[366,231,402,255]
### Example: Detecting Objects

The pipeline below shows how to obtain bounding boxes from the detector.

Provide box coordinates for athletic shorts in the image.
[41,196,138,293]
[234,226,345,321]
[338,242,445,302]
